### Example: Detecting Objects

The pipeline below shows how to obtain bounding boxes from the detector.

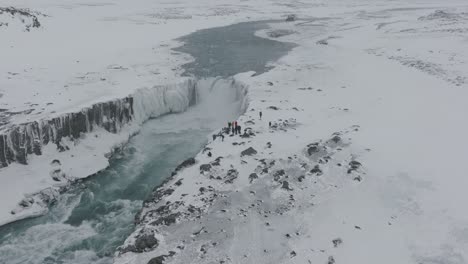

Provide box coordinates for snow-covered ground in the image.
[2,0,468,263]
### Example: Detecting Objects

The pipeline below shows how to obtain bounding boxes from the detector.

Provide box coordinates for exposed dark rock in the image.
[273,169,285,181]
[211,156,223,166]
[267,106,279,110]
[138,188,175,223]
[349,160,361,168]
[202,147,212,154]
[147,251,176,264]
[317,39,328,45]
[150,213,181,226]
[192,227,205,236]
[332,238,343,247]
[241,147,257,157]
[310,165,323,176]
[173,157,196,175]
[0,7,42,31]
[267,29,295,38]
[225,169,239,184]
[199,164,212,172]
[348,160,362,174]
[56,142,69,152]
[0,96,134,168]
[285,14,297,22]
[249,173,258,183]
[19,198,33,208]
[297,175,305,182]
[307,143,320,155]
[51,159,61,166]
[290,250,297,257]
[328,256,335,264]
[50,169,63,181]
[281,180,292,190]
[133,233,159,253]
[240,129,255,138]
[32,140,41,155]
[174,179,183,186]
[330,135,341,143]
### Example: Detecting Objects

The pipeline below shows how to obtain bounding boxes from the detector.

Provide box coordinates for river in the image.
[0,21,293,264]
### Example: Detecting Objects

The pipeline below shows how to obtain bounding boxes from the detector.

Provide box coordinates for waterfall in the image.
[0,77,248,169]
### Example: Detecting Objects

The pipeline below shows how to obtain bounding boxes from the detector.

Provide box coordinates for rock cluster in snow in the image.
[0,7,43,31]
[117,122,365,263]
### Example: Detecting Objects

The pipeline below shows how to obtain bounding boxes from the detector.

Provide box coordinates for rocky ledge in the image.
[117,120,365,263]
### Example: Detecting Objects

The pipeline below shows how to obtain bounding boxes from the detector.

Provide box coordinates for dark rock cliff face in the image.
[0,77,245,169]
[0,97,134,168]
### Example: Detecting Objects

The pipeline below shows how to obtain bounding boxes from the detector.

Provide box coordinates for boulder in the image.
[199,164,212,172]
[285,14,296,22]
[281,180,292,190]
[225,169,239,184]
[147,251,176,264]
[310,165,322,176]
[241,147,257,157]
[330,135,341,143]
[307,145,319,155]
[267,106,279,110]
[133,233,159,253]
[332,238,343,247]
[249,173,259,183]
[273,169,285,181]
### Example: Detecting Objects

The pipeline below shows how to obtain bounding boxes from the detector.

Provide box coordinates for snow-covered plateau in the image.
[1,0,468,263]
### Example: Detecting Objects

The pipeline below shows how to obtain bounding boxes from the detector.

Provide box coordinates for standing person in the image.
[232,125,235,135]
[212,134,216,141]
[228,121,231,131]
[269,121,272,128]
[237,125,242,135]
[259,111,262,120]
